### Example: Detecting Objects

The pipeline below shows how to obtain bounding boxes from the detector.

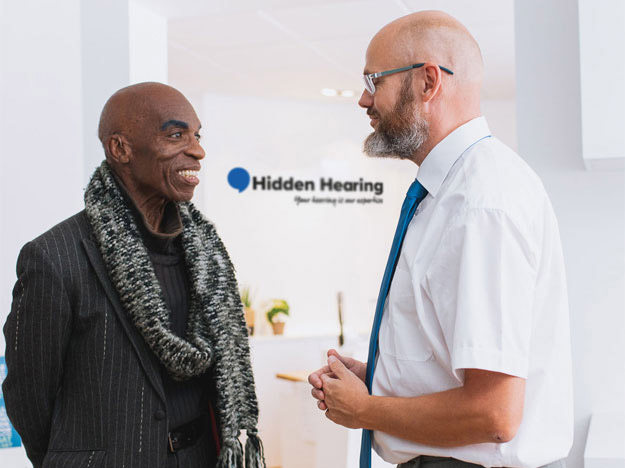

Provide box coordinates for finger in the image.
[328,348,343,361]
[311,388,325,400]
[320,373,339,389]
[308,366,330,388]
[317,400,327,411]
[308,373,321,389]
[328,349,351,367]
[327,355,350,378]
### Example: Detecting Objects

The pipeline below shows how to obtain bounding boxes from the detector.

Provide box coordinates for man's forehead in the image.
[152,100,200,127]
[364,34,404,74]
[363,53,398,75]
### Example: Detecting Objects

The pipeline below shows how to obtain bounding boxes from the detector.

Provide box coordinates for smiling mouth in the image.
[177,169,200,185]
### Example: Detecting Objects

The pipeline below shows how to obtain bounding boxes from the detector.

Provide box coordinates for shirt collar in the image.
[416,116,491,197]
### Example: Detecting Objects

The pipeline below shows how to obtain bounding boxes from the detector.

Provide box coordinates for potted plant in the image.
[240,286,255,336]
[266,299,290,335]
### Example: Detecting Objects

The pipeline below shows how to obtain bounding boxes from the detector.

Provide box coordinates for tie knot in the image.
[406,179,427,200]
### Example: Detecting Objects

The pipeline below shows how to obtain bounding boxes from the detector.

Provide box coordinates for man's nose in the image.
[187,138,205,160]
[358,89,373,108]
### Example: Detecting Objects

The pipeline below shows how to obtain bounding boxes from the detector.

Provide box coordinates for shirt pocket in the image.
[381,264,433,362]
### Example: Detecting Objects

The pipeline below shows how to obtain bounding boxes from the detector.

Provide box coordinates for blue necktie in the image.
[360,178,428,468]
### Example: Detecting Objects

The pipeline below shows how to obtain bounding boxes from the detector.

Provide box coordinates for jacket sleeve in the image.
[2,240,73,468]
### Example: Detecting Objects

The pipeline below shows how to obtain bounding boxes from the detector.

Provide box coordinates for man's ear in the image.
[421,61,443,104]
[106,134,132,164]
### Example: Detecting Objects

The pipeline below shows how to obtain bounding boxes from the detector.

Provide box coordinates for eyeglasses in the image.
[363,63,454,95]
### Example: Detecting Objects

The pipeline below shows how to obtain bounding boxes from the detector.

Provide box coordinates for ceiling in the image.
[140,0,516,102]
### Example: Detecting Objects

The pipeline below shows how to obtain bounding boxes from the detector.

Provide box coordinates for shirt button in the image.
[154,410,166,421]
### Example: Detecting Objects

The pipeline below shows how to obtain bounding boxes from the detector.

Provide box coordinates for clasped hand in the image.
[307,349,370,429]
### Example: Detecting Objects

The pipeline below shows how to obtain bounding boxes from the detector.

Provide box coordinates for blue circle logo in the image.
[227,167,250,193]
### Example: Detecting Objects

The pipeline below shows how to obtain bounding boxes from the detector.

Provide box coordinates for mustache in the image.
[366,109,379,119]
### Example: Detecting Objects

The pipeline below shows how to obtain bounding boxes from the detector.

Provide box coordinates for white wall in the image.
[195,93,412,337]
[515,1,625,468]
[129,0,168,84]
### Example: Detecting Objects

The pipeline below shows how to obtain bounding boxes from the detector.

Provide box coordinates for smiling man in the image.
[2,82,265,468]
[309,11,572,468]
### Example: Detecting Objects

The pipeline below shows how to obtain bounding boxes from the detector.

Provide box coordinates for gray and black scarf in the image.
[84,161,265,468]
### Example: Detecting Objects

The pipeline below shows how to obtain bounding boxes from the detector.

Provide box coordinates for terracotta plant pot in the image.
[271,322,285,335]
[244,307,255,335]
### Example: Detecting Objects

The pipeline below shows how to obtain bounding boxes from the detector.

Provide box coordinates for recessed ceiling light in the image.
[321,88,338,97]
[340,89,355,98]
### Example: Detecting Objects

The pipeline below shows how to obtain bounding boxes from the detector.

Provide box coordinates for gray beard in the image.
[363,114,429,160]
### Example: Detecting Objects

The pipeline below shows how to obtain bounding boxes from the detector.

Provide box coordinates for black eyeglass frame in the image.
[363,63,454,95]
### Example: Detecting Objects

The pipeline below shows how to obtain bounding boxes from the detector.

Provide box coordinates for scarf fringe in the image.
[245,431,266,468]
[217,437,244,468]
[215,432,266,468]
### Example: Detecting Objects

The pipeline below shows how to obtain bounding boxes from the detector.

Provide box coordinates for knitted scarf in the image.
[84,161,265,468]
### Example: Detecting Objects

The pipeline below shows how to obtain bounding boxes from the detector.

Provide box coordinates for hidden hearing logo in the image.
[227,167,384,206]
[227,167,251,192]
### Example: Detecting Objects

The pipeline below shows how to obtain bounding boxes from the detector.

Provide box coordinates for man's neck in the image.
[113,171,168,233]
[412,114,481,166]
[134,195,167,234]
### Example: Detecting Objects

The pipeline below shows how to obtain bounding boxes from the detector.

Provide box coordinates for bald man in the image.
[3,83,265,468]
[309,12,572,468]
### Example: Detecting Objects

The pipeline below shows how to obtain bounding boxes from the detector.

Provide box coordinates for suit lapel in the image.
[82,238,166,405]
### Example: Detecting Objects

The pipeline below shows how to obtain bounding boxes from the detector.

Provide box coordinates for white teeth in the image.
[178,170,199,178]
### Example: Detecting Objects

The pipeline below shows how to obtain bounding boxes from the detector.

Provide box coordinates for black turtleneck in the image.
[113,175,212,431]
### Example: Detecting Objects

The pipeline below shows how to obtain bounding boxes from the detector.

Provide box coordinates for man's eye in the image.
[195,134,202,142]
[170,132,182,138]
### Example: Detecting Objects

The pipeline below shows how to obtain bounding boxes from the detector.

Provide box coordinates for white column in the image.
[129,0,168,85]
[578,0,625,169]
[514,0,583,170]
[81,0,131,182]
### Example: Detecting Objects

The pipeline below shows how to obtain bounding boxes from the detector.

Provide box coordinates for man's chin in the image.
[177,193,194,203]
[168,187,195,203]
[363,132,402,160]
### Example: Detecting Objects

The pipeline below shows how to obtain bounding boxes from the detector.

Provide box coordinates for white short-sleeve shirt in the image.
[372,117,573,468]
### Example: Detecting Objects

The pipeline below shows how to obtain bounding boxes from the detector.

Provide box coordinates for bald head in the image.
[370,10,484,90]
[98,82,191,151]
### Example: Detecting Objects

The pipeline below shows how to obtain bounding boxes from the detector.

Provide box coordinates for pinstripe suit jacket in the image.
[2,210,207,468]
